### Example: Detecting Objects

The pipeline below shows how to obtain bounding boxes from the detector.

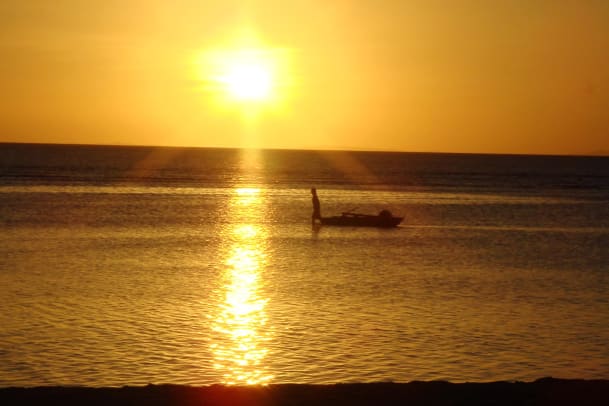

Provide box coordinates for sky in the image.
[1,0,608,155]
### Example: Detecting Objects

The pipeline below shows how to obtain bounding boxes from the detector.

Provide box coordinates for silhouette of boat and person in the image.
[311,188,403,228]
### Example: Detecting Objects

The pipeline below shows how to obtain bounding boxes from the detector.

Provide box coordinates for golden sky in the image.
[1,0,608,155]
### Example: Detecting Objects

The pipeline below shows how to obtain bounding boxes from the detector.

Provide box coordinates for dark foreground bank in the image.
[2,378,608,406]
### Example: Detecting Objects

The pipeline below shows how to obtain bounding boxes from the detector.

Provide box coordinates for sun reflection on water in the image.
[210,187,273,385]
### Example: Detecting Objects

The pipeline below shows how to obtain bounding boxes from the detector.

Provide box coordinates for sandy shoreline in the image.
[2,378,608,405]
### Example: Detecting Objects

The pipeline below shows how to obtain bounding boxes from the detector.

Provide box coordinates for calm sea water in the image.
[1,143,609,386]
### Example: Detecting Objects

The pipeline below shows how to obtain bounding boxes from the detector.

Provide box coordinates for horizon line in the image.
[1,141,608,158]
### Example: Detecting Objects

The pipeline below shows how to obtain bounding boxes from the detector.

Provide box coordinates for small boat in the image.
[320,210,403,228]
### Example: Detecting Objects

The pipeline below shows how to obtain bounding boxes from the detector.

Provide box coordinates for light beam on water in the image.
[210,187,273,385]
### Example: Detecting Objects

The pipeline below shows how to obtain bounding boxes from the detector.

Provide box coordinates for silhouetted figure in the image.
[311,188,321,225]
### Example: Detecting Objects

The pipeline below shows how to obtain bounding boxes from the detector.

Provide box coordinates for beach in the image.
[2,379,609,405]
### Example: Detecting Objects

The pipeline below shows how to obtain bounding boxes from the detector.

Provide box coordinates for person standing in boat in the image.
[311,187,321,225]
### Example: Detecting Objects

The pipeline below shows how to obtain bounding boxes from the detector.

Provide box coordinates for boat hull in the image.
[320,214,403,228]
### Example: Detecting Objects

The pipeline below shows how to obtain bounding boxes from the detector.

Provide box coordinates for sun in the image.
[221,60,273,102]
[197,47,290,107]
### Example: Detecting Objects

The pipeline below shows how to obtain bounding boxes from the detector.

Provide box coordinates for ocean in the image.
[1,143,608,386]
